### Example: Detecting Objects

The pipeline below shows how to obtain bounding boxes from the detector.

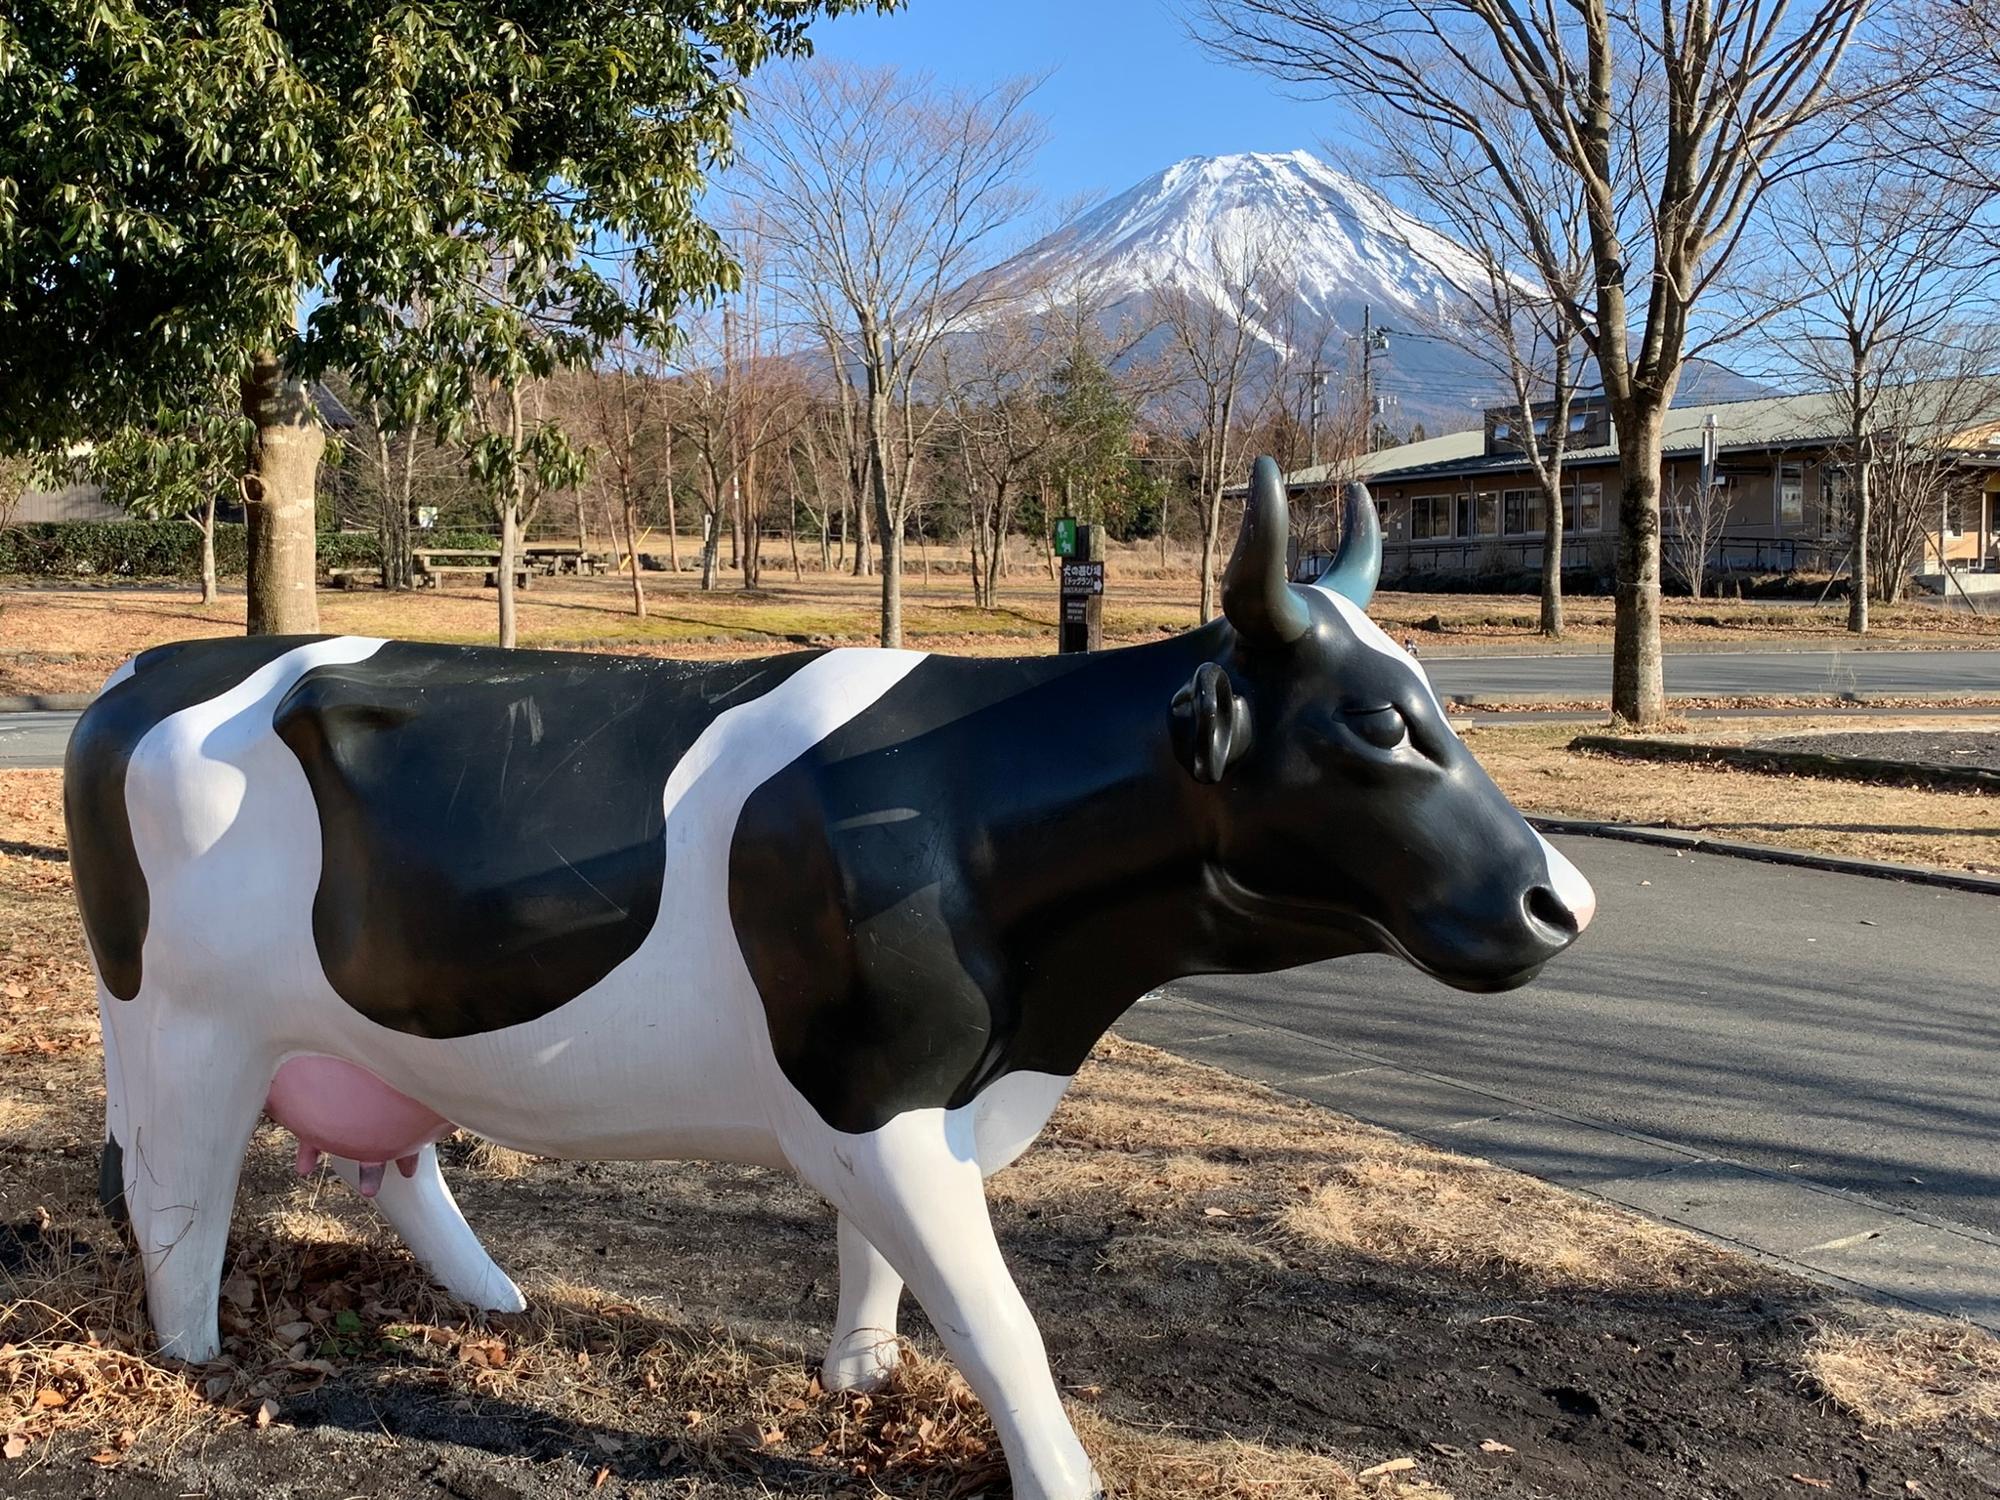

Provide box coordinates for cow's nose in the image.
[1531,831,1597,935]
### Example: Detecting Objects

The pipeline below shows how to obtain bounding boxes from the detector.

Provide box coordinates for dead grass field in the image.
[1465,715,2000,872]
[3,551,1994,698]
[3,770,1999,1497]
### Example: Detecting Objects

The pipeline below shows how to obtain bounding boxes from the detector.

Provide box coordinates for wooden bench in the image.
[419,563,531,590]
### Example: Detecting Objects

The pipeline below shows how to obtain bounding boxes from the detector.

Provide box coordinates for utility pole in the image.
[1306,368,1328,467]
[1360,305,1374,454]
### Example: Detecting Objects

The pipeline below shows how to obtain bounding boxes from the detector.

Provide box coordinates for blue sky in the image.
[808,1,1336,207]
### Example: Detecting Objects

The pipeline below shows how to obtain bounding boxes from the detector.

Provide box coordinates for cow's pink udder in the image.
[266,1056,453,1195]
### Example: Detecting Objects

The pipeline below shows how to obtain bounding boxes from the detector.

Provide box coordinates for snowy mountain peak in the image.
[979,149,1493,337]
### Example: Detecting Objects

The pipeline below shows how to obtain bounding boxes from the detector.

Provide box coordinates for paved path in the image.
[0,711,77,769]
[1120,834,2000,1326]
[1424,646,2000,698]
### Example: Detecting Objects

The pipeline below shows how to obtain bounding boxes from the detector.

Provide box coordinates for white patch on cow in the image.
[101,656,139,694]
[1533,830,1598,932]
[1309,585,1452,730]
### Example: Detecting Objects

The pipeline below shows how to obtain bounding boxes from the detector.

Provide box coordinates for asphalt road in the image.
[1423,646,2000,698]
[1170,834,2000,1238]
[0,711,75,769]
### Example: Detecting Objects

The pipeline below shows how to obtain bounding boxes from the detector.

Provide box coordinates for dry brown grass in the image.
[1280,1147,1730,1293]
[1804,1314,2000,1430]
[1464,715,2000,871]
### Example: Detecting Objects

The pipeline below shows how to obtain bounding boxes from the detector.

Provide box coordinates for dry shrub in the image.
[1805,1314,2000,1430]
[1076,1405,1448,1499]
[1280,1144,1735,1293]
[462,1137,536,1179]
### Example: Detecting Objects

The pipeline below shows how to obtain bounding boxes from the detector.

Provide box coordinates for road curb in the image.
[1532,815,2000,896]
[0,693,93,713]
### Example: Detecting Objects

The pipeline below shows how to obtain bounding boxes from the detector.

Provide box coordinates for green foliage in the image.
[0,0,888,451]
[79,375,249,521]
[0,521,491,577]
[1043,348,1134,524]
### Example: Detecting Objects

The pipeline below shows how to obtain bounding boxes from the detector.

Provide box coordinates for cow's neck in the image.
[957,623,1306,1084]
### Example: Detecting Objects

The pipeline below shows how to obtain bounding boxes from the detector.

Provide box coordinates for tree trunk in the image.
[877,499,903,646]
[700,509,719,590]
[199,491,218,606]
[622,492,646,619]
[664,428,681,574]
[1538,480,1564,638]
[1849,460,1871,635]
[789,496,803,582]
[1610,410,1666,726]
[575,491,590,557]
[240,350,322,636]
[497,503,521,649]
[851,480,873,577]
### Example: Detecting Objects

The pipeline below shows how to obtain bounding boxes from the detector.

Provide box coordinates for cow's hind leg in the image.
[109,1010,270,1362]
[795,1113,1101,1500]
[327,1147,525,1313]
[823,1213,903,1391]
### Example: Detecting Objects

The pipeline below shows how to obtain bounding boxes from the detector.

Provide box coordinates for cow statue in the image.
[65,458,1593,1500]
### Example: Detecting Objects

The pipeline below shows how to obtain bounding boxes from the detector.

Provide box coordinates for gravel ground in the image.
[1751,728,2000,772]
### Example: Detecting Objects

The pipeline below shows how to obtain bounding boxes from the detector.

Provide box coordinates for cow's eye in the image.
[1349,705,1408,750]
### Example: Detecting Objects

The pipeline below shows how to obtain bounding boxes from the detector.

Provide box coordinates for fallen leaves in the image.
[1357,1455,1419,1479]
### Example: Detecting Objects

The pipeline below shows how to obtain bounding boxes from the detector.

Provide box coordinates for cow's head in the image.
[1173,457,1594,992]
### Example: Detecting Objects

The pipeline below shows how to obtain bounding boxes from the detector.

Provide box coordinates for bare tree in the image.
[940,304,1060,608]
[742,61,1043,646]
[1356,107,1593,636]
[1197,0,1876,723]
[1866,359,2000,600]
[1152,223,1292,620]
[577,346,670,618]
[1764,160,1990,630]
[1662,469,1730,598]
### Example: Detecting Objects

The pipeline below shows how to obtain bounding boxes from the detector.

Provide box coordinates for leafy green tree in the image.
[1042,347,1133,529]
[79,378,248,607]
[0,0,880,638]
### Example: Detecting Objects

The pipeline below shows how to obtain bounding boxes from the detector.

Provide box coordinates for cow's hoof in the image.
[820,1330,900,1393]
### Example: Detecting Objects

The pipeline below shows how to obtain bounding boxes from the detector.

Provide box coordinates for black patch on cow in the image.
[99,1133,127,1228]
[274,640,819,1038]
[64,635,327,1000]
[729,641,1219,1134]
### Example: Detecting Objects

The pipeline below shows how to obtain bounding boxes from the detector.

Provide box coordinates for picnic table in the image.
[411,548,532,590]
[521,543,608,576]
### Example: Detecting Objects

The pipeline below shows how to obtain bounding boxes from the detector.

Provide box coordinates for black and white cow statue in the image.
[66,459,1592,1500]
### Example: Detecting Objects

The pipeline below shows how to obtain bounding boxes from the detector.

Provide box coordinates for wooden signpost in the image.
[1056,520,1104,654]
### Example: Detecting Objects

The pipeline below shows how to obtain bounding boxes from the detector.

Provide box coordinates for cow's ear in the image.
[1171,663,1250,784]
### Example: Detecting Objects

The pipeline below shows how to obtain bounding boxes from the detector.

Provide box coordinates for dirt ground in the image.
[3,772,2000,1498]
[1465,715,2000,873]
[3,565,1995,698]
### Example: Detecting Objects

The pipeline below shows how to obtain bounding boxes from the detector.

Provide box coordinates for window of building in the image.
[1569,410,1591,435]
[1785,465,1806,524]
[1411,494,1449,539]
[1565,482,1603,533]
[1531,414,1552,437]
[1503,489,1545,536]
[1493,421,1512,442]
[1819,468,1851,539]
[1454,491,1499,538]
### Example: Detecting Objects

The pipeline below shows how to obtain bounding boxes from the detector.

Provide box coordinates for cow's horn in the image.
[1222,457,1311,645]
[1315,481,1381,610]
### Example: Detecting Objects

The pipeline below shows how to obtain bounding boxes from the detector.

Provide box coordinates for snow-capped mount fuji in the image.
[964,150,1765,435]
[984,150,1490,339]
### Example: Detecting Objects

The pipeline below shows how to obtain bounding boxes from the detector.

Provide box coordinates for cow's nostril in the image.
[1523,884,1577,941]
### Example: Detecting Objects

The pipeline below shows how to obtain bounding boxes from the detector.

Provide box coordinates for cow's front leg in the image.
[798,1111,1101,1500]
[823,1213,903,1391]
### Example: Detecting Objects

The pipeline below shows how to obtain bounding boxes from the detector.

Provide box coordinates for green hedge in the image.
[0,521,496,580]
